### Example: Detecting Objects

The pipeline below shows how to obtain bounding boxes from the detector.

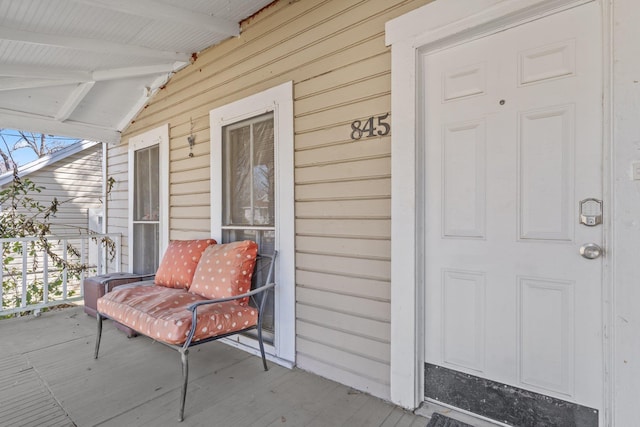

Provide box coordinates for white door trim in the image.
[386,0,612,421]
[128,123,170,272]
[209,81,296,366]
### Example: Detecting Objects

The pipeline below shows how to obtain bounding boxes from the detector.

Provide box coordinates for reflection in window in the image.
[132,145,159,274]
[222,112,275,338]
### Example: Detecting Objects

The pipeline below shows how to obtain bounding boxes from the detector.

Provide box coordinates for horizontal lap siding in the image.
[105,144,129,269]
[110,0,432,400]
[24,146,103,236]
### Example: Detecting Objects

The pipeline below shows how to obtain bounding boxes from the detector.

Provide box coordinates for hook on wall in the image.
[187,117,195,158]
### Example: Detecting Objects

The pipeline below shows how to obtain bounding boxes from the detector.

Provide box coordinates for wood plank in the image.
[342,395,397,427]
[296,352,391,405]
[296,304,391,342]
[295,157,391,185]
[295,138,390,167]
[296,252,390,281]
[296,73,391,116]
[296,269,390,300]
[295,51,390,99]
[297,287,390,321]
[296,198,390,219]
[297,320,390,363]
[0,307,430,426]
[296,218,390,239]
[296,179,391,202]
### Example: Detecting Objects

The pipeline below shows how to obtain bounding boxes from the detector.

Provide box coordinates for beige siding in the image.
[108,0,432,400]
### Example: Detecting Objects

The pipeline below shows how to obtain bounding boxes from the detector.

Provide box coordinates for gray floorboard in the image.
[0,306,428,427]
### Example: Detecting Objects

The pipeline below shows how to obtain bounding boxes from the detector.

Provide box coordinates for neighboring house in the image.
[88,0,638,426]
[0,140,105,236]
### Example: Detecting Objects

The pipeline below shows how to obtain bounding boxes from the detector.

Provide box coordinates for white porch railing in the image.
[0,233,121,317]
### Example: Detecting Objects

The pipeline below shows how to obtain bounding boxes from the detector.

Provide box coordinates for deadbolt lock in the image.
[579,198,602,226]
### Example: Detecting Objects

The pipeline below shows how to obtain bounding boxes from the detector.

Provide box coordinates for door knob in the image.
[580,243,603,259]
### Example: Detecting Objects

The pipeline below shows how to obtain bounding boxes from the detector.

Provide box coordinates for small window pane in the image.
[222,112,274,227]
[134,146,159,221]
[222,229,275,339]
[253,118,274,225]
[133,223,159,274]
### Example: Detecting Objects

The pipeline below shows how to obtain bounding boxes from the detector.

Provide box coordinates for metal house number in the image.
[350,113,390,140]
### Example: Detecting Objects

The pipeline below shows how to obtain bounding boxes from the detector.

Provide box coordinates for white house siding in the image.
[10,145,104,237]
[110,0,432,400]
[104,143,130,269]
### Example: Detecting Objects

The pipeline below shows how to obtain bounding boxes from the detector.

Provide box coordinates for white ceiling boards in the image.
[0,0,274,143]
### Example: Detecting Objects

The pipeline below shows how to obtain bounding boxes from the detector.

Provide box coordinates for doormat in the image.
[426,413,475,427]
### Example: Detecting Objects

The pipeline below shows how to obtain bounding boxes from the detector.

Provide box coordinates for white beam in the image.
[0,78,78,91]
[0,108,120,144]
[0,64,91,81]
[70,0,239,36]
[117,74,171,133]
[55,82,96,122]
[92,62,188,81]
[0,61,189,88]
[0,26,190,62]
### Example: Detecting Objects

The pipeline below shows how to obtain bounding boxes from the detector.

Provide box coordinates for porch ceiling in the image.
[0,0,275,144]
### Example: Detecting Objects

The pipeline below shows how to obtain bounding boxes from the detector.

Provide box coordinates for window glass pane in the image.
[222,229,275,339]
[222,111,275,343]
[134,146,159,221]
[253,118,275,225]
[222,112,274,227]
[133,223,159,274]
[133,145,160,274]
[223,126,251,225]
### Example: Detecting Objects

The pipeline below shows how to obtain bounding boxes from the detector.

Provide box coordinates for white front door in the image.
[422,2,603,421]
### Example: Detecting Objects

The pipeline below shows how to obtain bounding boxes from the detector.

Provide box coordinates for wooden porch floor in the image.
[0,306,428,427]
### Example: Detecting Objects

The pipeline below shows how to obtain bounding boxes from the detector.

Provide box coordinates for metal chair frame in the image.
[94,251,277,422]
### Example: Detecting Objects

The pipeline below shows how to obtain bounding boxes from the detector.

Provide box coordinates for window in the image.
[210,82,295,366]
[222,112,276,335]
[128,125,169,274]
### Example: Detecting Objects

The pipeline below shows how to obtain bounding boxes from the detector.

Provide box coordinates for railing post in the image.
[0,243,4,311]
[21,243,27,309]
[116,234,122,273]
[62,239,68,300]
[0,233,122,316]
[43,251,49,305]
[80,238,86,297]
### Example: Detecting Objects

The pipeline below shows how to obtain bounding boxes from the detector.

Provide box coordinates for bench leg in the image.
[94,314,103,359]
[179,349,189,422]
[257,324,268,371]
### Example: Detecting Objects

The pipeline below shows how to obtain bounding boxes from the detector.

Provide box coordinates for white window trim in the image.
[209,81,295,366]
[128,124,170,273]
[386,0,611,412]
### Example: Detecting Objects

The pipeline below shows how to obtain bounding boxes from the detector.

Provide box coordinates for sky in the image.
[0,129,81,167]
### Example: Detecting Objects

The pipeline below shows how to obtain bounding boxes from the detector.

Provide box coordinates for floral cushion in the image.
[189,240,258,305]
[97,285,258,345]
[154,239,217,289]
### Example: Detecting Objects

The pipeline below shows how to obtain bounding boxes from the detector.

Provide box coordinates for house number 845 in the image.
[350,113,390,140]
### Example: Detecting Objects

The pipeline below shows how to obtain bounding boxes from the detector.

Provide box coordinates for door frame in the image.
[128,123,170,273]
[386,0,613,422]
[209,81,296,367]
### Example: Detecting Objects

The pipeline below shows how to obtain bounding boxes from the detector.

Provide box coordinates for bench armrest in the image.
[186,282,275,311]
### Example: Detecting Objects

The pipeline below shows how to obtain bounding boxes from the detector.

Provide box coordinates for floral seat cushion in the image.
[97,285,258,345]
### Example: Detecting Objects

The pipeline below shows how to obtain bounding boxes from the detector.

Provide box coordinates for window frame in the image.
[210,82,295,367]
[128,124,169,274]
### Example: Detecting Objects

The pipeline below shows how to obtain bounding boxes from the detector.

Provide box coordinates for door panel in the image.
[422,2,602,413]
